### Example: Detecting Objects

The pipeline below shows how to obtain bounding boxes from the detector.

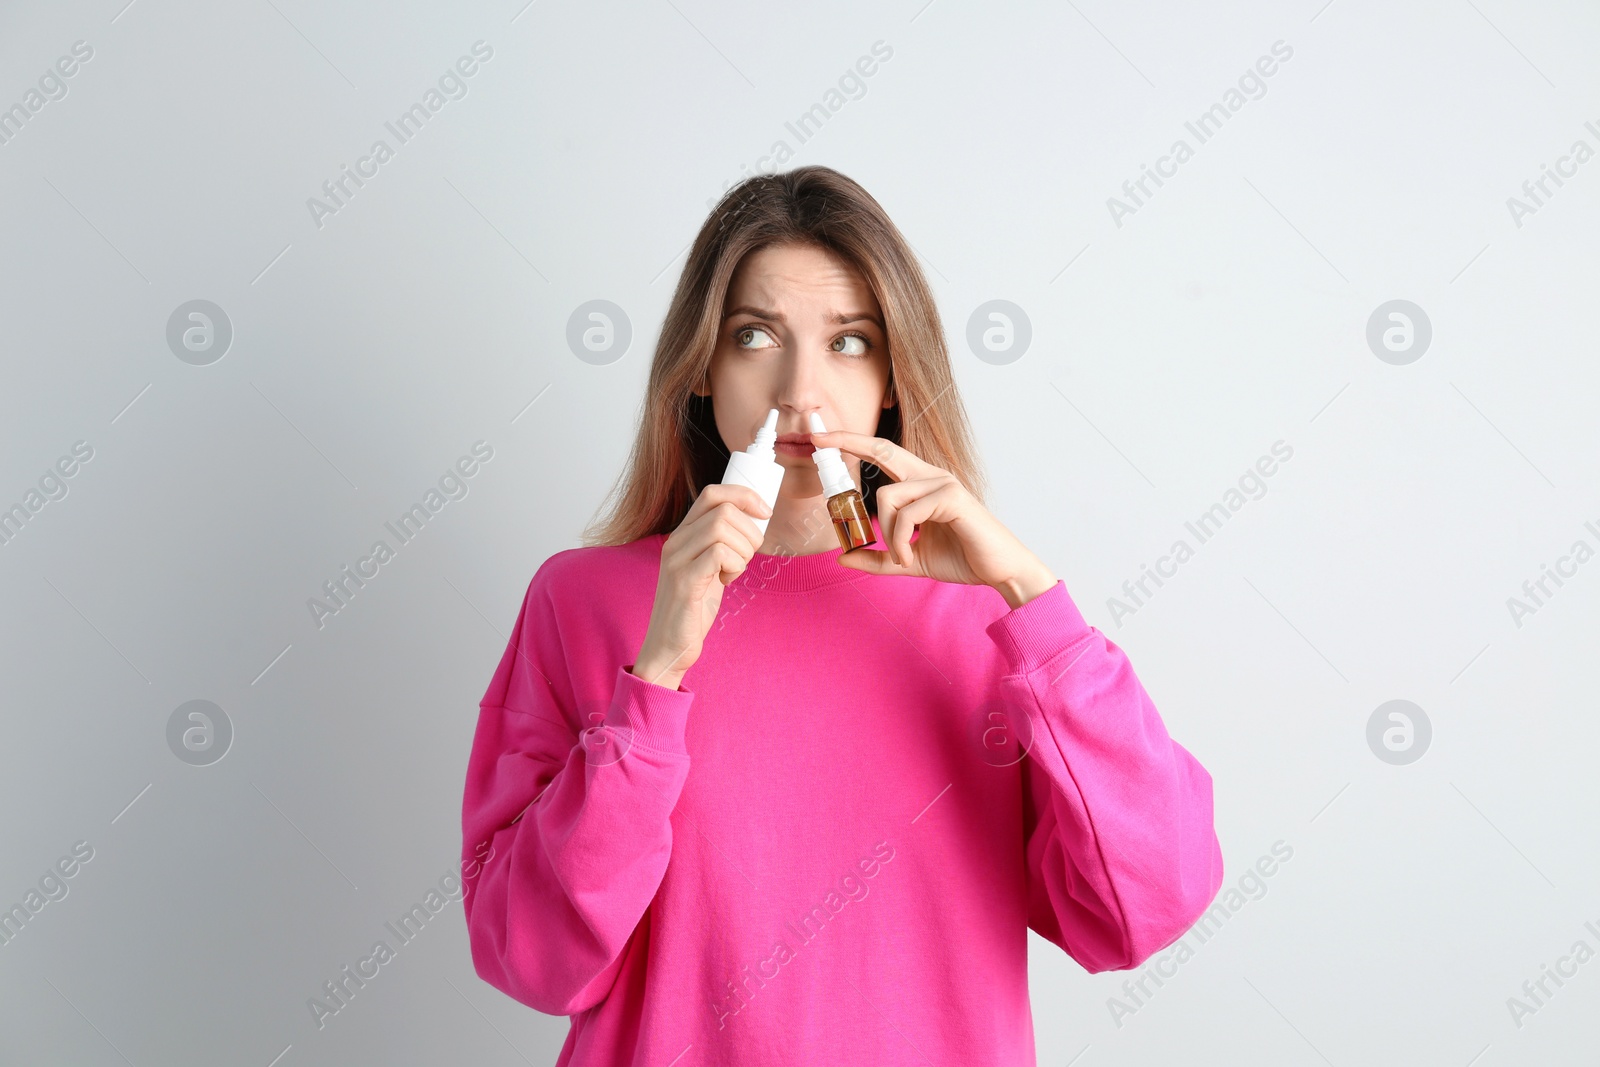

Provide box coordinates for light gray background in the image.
[2,0,1597,1063]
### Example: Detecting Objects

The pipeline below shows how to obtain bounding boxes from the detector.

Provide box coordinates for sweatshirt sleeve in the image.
[984,580,1223,973]
[460,562,695,1015]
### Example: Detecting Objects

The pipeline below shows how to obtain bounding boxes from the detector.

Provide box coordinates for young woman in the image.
[460,166,1222,1065]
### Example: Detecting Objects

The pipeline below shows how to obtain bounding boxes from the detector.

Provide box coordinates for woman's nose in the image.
[775,350,827,418]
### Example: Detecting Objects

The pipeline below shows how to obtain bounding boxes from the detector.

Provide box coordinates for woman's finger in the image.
[694,539,747,586]
[679,482,772,532]
[669,502,762,571]
[887,482,961,566]
[836,544,917,576]
[671,492,766,560]
[705,500,766,558]
[875,476,948,566]
[808,429,941,484]
[677,535,739,588]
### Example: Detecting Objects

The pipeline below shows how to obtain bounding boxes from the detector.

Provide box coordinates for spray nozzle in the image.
[752,408,778,449]
[807,413,856,497]
[743,408,779,456]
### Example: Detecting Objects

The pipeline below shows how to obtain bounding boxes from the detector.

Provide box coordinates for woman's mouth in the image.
[775,438,815,457]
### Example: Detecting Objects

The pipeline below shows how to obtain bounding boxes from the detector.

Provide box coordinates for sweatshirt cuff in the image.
[607,664,694,755]
[985,580,1095,675]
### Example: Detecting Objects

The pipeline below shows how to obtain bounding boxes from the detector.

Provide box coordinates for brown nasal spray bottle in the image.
[808,412,873,552]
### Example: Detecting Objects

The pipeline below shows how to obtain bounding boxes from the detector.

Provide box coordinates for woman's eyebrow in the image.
[723,305,883,328]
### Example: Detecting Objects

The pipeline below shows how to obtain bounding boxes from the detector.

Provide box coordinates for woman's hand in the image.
[811,429,1058,610]
[631,483,771,690]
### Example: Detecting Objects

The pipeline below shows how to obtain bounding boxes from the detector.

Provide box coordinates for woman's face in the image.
[701,241,894,488]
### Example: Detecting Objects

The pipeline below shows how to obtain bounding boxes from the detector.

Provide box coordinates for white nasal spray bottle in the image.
[720,407,784,537]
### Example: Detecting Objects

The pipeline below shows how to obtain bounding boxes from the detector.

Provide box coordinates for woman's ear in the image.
[691,372,710,398]
[882,378,897,409]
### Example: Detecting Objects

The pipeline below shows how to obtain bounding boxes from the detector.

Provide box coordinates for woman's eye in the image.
[736,326,777,349]
[833,334,869,357]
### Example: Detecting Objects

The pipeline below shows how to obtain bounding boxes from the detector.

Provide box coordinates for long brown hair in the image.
[582,165,986,547]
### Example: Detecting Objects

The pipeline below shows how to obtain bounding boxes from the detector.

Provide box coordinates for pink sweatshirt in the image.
[460,516,1222,1065]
